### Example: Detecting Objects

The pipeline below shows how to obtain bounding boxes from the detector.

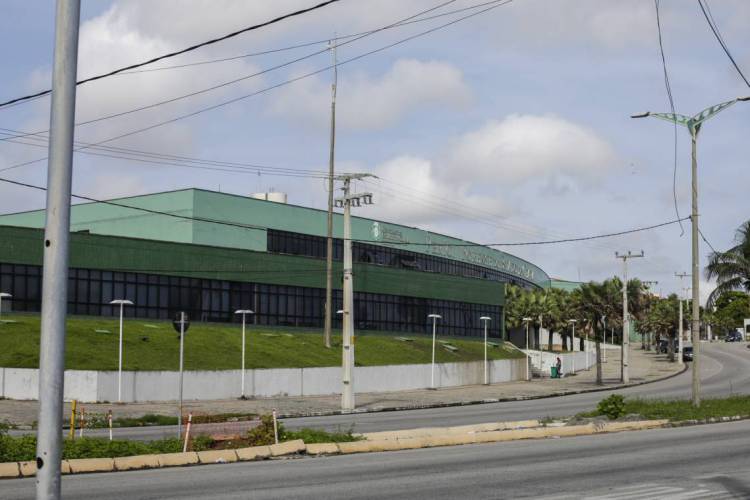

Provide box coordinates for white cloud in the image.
[366,155,511,228]
[268,59,470,130]
[446,114,617,184]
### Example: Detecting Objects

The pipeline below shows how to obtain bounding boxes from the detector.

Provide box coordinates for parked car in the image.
[725,332,743,342]
[657,339,677,354]
[682,346,693,362]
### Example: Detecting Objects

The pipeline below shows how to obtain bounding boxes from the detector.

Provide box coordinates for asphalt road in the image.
[4,418,750,499]
[33,342,749,440]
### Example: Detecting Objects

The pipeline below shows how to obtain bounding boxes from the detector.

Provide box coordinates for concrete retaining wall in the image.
[0,357,528,403]
[523,349,597,376]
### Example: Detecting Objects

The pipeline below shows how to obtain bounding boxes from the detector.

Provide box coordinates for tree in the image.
[706,220,750,306]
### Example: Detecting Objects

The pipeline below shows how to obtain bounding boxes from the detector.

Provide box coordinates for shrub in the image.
[245,414,280,447]
[596,394,626,419]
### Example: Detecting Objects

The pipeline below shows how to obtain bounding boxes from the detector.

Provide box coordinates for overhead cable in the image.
[698,0,750,88]
[0,0,342,109]
[0,0,511,174]
[654,0,684,236]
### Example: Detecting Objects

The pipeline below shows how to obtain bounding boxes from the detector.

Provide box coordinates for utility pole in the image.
[36,2,80,499]
[641,281,658,350]
[334,173,374,411]
[323,40,338,349]
[615,251,644,383]
[675,273,690,365]
[632,96,749,407]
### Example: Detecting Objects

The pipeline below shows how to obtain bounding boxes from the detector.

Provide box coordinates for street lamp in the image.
[522,317,532,381]
[522,317,532,350]
[109,299,133,403]
[602,315,607,363]
[633,96,749,406]
[568,319,577,353]
[480,316,492,385]
[234,309,255,399]
[0,292,12,323]
[428,314,441,389]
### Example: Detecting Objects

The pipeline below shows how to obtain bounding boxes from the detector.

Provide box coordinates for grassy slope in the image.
[0,314,523,371]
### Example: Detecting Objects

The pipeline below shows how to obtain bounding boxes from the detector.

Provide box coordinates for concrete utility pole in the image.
[323,39,338,350]
[334,173,374,411]
[615,251,644,383]
[35,2,80,498]
[632,96,749,407]
[675,273,690,365]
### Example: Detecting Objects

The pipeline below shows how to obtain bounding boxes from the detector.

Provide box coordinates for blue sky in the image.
[0,0,748,299]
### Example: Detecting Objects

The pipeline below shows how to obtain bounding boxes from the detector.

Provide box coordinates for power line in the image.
[698,227,718,254]
[0,0,512,174]
[11,0,459,137]
[654,0,684,236]
[117,0,507,75]
[0,175,690,248]
[0,0,342,109]
[697,0,750,88]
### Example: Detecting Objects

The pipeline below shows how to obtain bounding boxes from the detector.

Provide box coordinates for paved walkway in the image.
[0,347,682,426]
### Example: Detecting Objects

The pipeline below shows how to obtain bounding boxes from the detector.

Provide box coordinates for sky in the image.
[0,0,748,301]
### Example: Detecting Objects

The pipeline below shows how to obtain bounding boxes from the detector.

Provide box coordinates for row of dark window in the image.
[267,229,534,289]
[0,263,501,337]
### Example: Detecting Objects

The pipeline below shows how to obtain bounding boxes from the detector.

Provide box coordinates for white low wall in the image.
[0,357,528,403]
[523,349,598,377]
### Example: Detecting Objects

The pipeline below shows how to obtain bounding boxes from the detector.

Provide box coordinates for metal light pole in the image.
[36,2,80,498]
[615,251,644,384]
[175,312,189,438]
[633,96,749,406]
[428,314,441,389]
[0,292,12,323]
[602,315,607,363]
[568,319,577,353]
[234,309,254,399]
[522,317,532,351]
[522,317,532,381]
[334,173,374,410]
[109,299,133,403]
[480,316,491,385]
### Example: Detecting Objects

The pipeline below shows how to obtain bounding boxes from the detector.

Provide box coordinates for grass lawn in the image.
[0,313,523,371]
[621,396,750,421]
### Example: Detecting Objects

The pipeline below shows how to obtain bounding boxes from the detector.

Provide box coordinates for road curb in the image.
[277,361,689,420]
[0,415,738,479]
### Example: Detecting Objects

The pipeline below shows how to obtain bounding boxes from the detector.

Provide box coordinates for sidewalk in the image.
[0,347,683,426]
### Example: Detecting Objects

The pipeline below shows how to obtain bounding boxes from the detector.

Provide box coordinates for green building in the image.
[0,189,551,338]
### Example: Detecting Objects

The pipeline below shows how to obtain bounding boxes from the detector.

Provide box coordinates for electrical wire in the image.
[0,0,342,109]
[0,176,691,248]
[654,0,684,236]
[698,227,718,254]
[698,0,750,88]
[9,0,459,138]
[0,0,512,174]
[117,0,509,75]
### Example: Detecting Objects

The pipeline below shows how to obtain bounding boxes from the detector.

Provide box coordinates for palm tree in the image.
[706,220,750,306]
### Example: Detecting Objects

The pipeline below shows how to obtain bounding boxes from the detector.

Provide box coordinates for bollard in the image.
[108,410,113,441]
[69,400,78,440]
[79,406,85,438]
[182,413,193,453]
[272,409,279,445]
